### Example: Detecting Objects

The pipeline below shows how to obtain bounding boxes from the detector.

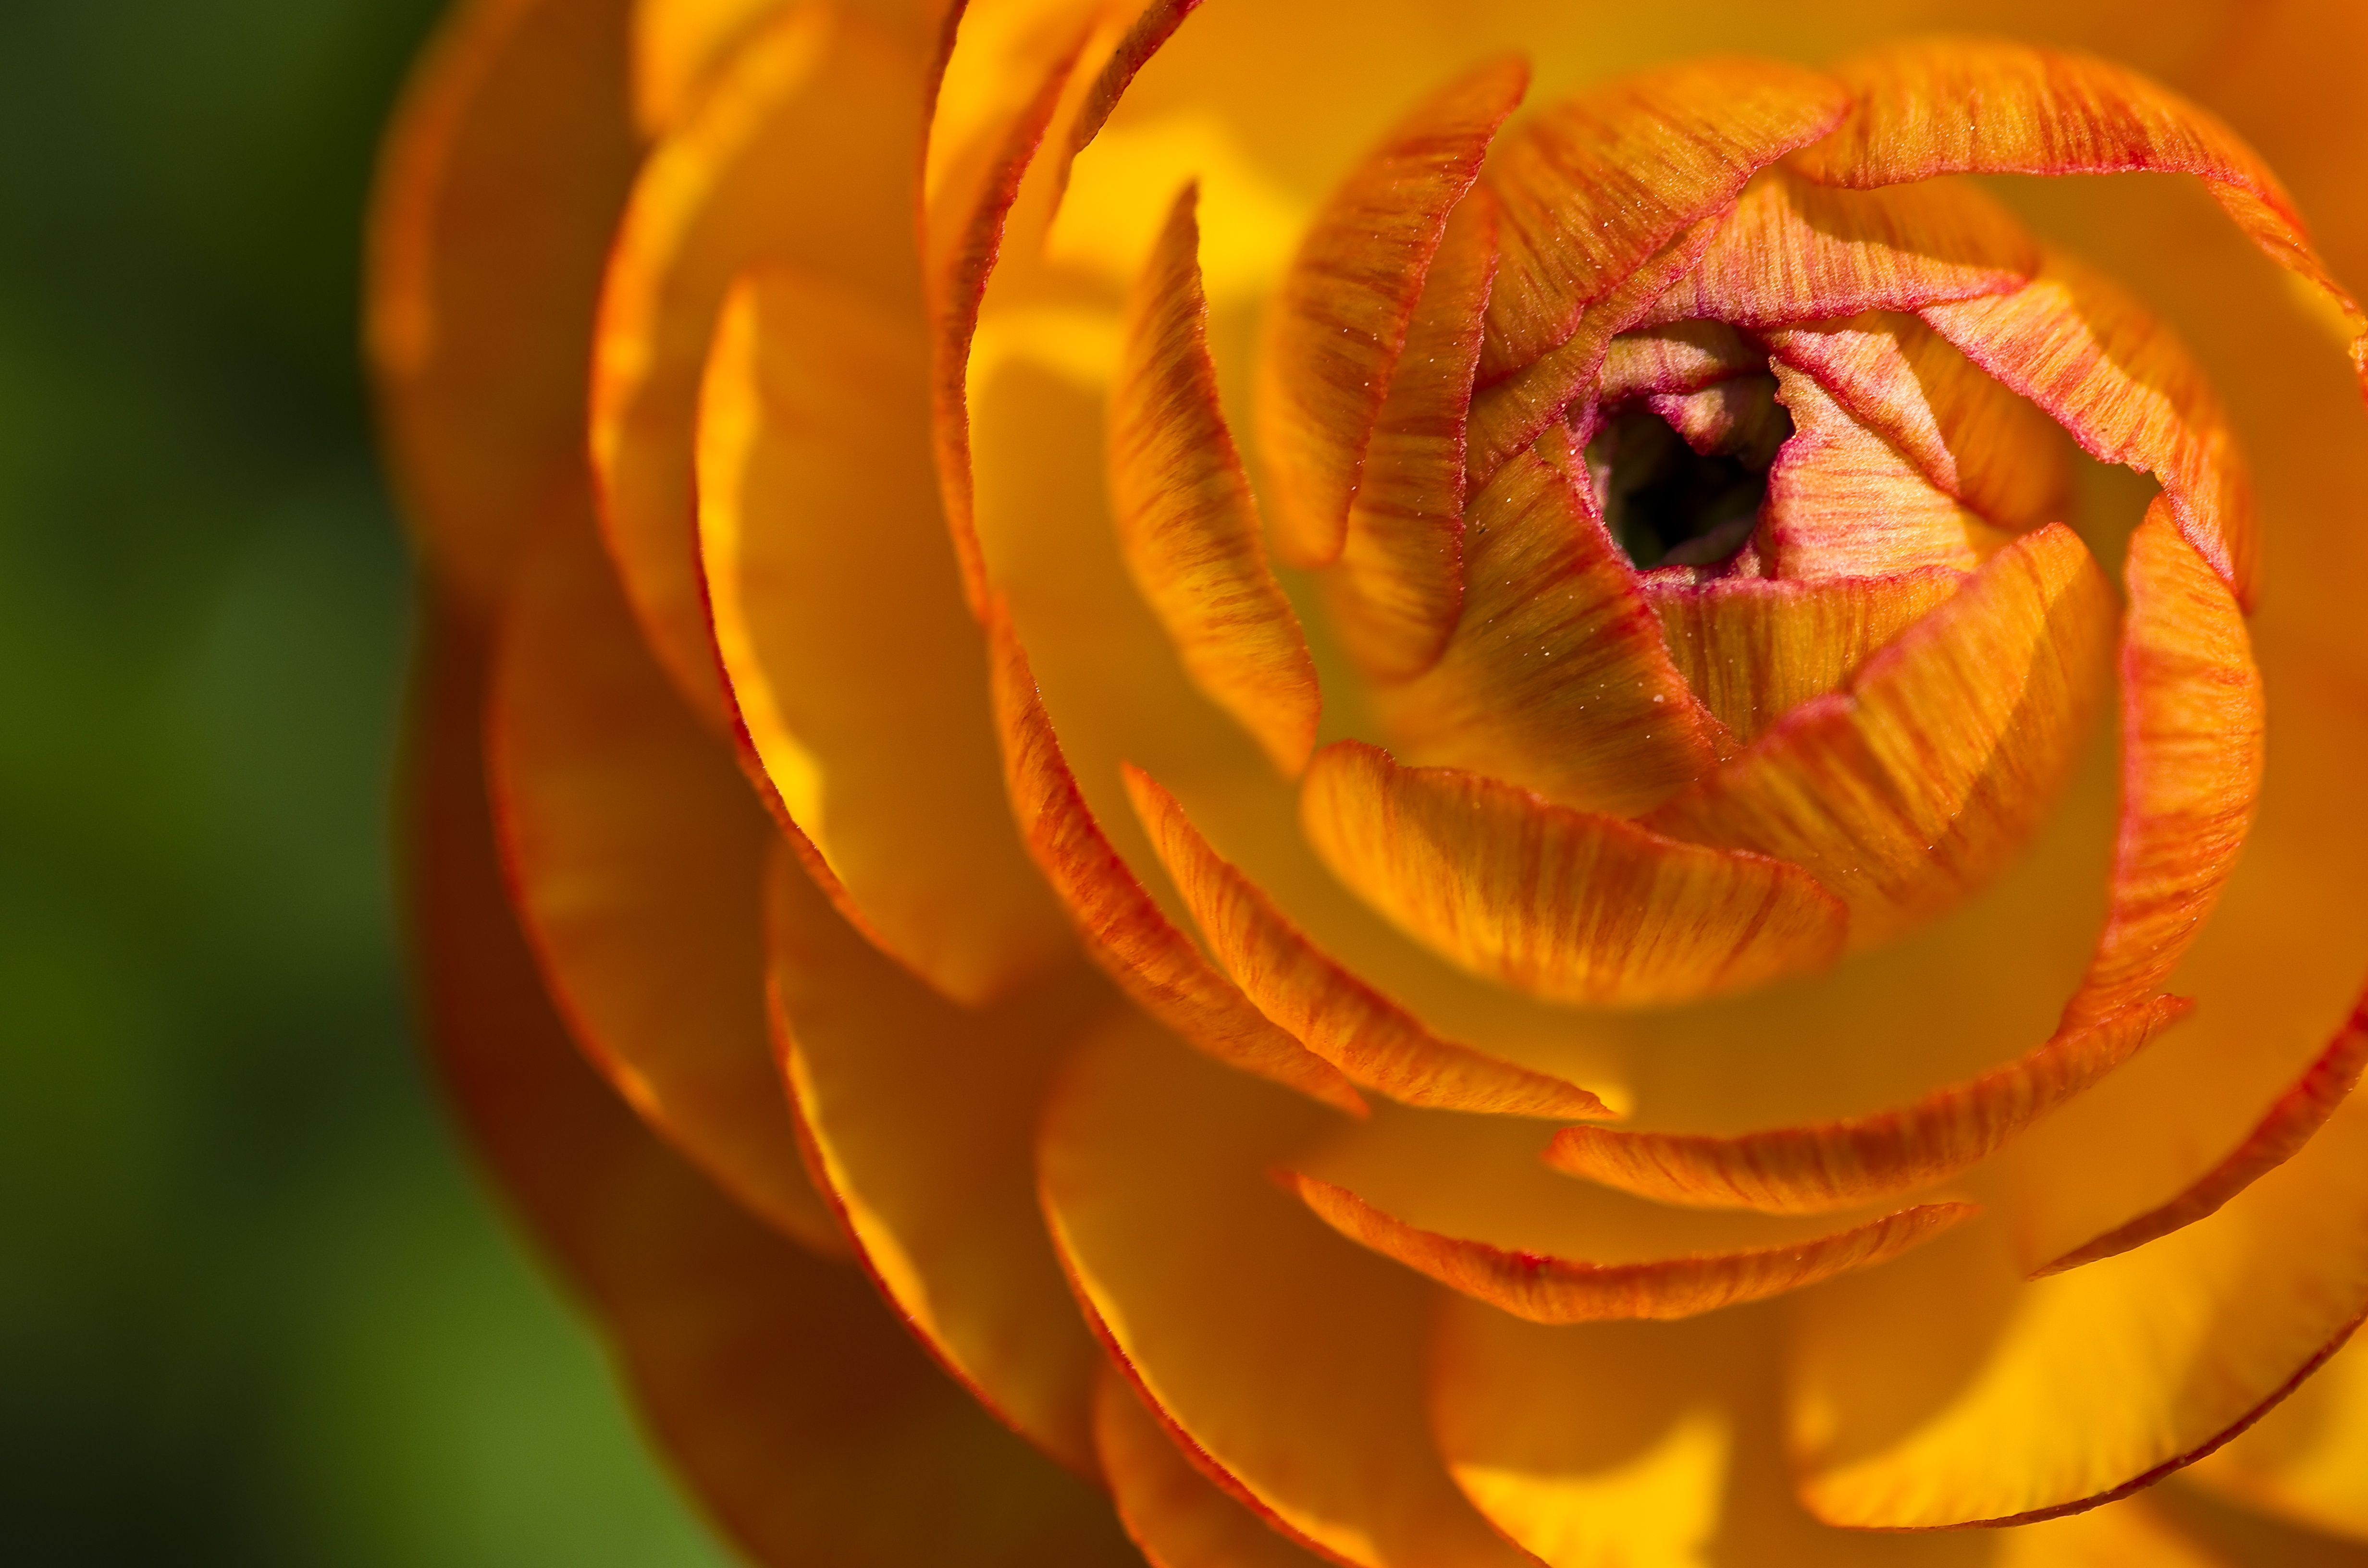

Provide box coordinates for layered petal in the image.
[697,266,1073,1006]
[1092,1367,1331,1568]
[1111,184,1320,775]
[2188,1334,2368,1546]
[1256,53,1528,566]
[1302,740,1846,1007]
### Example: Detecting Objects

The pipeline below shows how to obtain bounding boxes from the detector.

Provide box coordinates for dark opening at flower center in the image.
[1588,375,1792,571]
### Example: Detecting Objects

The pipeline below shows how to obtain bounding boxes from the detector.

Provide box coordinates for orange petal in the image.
[1791,34,2368,402]
[1601,319,1761,400]
[366,0,638,622]
[1760,360,2010,579]
[2060,504,2264,1032]
[1289,1172,1973,1325]
[1645,569,1965,743]
[1645,524,2116,949]
[407,602,1135,1568]
[1326,185,1499,684]
[1092,1367,1332,1568]
[1480,58,1848,380]
[764,840,1110,1475]
[2035,1000,2368,1277]
[1373,427,1726,816]
[697,266,1073,1007]
[1301,740,1846,1007]
[1256,54,1528,567]
[2188,1332,2368,1547]
[1764,311,2073,533]
[1545,996,2189,1215]
[1038,1011,1536,1568]
[1123,763,1610,1120]
[485,481,839,1255]
[985,606,1364,1115]
[591,2,924,727]
[1637,167,2036,329]
[1111,184,1320,775]
[1921,247,2258,604]
[629,0,782,134]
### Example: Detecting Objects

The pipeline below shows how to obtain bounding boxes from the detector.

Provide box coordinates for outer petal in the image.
[1646,524,2116,948]
[485,481,838,1254]
[697,267,1074,1006]
[367,0,638,621]
[407,604,1136,1568]
[1255,54,1528,567]
[1111,184,1320,775]
[1093,1367,1332,1568]
[1037,1011,1534,1568]
[591,0,923,726]
[1124,764,1611,1119]
[2188,1333,2368,1546]
[1302,741,1846,1007]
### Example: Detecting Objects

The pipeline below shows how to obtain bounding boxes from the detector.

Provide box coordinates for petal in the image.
[1037,1012,1535,1568]
[407,603,1135,1568]
[1301,740,1846,1007]
[2188,1333,2368,1546]
[1602,319,1762,401]
[1123,763,1611,1119]
[1373,427,1727,817]
[1290,1172,1973,1325]
[1545,995,2189,1215]
[367,0,638,621]
[985,605,1365,1115]
[592,1,924,727]
[2060,504,2263,1032]
[1255,54,1528,567]
[1637,167,2038,329]
[1645,524,2117,949]
[764,840,1111,1476]
[485,480,839,1254]
[1921,248,2257,604]
[1326,185,1498,684]
[630,0,785,134]
[1480,57,1849,379]
[1645,570,1965,744]
[1111,184,1320,775]
[1791,34,2368,402]
[1092,1366,1332,1568]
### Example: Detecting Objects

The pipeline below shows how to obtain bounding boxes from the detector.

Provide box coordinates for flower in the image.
[372,0,2368,1562]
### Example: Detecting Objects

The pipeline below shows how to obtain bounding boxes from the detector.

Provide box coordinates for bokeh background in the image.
[0,2,732,1560]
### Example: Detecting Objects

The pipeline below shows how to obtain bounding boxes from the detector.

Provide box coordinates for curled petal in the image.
[1480,57,1849,378]
[1257,54,1529,567]
[1546,996,2189,1215]
[1125,764,1611,1119]
[1092,1366,1332,1568]
[1602,319,1762,400]
[986,607,1365,1115]
[1112,184,1320,775]
[1289,1172,1974,1325]
[1646,524,2116,948]
[1301,740,1847,1007]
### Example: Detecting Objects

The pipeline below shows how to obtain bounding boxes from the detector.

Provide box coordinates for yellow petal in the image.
[485,480,839,1254]
[2188,1332,2368,1547]
[1092,1365,1332,1568]
[1256,54,1528,566]
[1112,184,1320,775]
[1302,740,1846,1007]
[697,266,1073,1006]
[630,0,786,134]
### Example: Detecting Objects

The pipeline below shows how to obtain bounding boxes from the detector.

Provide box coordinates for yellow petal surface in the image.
[1256,54,1528,566]
[1303,740,1846,1007]
[1647,524,2116,949]
[1638,167,2037,328]
[367,0,639,621]
[1125,764,1610,1119]
[764,840,1112,1475]
[1093,1367,1332,1568]
[591,0,924,726]
[2189,1332,2368,1546]
[407,603,1136,1568]
[1111,184,1320,775]
[1374,428,1726,816]
[1479,57,1848,377]
[1037,1011,1534,1568]
[630,0,788,133]
[696,266,1073,1006]
[485,482,839,1254]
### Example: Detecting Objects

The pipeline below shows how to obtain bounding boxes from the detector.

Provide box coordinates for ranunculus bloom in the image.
[372,1,2368,1561]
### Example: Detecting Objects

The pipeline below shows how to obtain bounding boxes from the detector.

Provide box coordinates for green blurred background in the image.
[0,2,732,1561]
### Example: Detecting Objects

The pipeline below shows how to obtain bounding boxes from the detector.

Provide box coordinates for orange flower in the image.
[372,2,2368,1562]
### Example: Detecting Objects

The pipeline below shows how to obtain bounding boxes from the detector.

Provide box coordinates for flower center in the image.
[1586,374,1791,571]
